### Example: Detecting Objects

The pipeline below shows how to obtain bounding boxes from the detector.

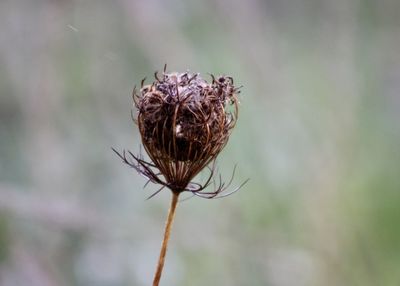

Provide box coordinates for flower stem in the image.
[152,191,179,286]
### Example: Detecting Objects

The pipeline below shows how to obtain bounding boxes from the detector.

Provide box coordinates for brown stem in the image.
[152,191,179,286]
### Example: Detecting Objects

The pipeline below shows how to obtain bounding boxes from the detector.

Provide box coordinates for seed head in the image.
[113,67,246,198]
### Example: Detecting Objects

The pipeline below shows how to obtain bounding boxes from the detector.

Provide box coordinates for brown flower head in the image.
[113,67,246,198]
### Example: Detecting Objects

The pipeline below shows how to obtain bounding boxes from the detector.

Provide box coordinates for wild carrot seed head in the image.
[133,70,239,191]
[113,67,245,198]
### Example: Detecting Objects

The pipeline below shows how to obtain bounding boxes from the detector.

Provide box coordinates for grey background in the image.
[1,0,400,285]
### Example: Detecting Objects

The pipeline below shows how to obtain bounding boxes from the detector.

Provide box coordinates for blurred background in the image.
[1,0,400,285]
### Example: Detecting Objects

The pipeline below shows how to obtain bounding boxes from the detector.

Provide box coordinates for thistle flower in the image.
[113,66,245,286]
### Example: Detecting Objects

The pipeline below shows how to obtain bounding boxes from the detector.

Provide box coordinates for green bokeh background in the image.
[1,0,399,285]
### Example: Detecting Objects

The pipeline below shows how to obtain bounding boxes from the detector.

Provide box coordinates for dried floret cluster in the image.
[137,72,237,162]
[113,67,243,198]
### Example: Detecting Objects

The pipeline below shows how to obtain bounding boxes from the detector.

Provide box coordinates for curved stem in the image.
[153,191,179,286]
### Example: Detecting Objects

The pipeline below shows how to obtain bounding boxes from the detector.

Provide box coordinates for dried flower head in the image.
[113,67,247,285]
[113,66,246,198]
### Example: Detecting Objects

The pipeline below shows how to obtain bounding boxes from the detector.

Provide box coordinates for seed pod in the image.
[133,71,239,191]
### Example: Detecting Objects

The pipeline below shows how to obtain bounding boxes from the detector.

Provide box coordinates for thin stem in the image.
[153,191,179,286]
